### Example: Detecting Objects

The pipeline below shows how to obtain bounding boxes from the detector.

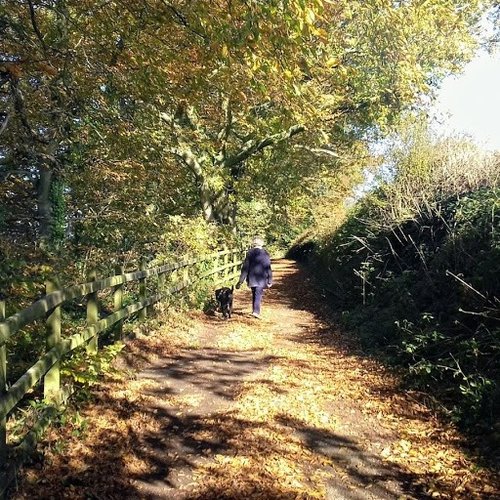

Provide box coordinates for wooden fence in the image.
[0,247,244,495]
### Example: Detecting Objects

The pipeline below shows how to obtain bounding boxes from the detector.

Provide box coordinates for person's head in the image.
[252,236,264,248]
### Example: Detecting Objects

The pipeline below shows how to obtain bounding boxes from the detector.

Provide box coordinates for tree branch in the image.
[216,97,232,162]
[0,112,10,136]
[9,76,47,142]
[161,103,202,132]
[168,145,215,221]
[223,124,305,169]
[293,145,340,158]
[27,0,48,54]
[217,97,232,143]
[160,1,208,42]
[169,146,203,181]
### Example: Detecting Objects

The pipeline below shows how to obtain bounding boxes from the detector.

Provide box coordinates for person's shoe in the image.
[252,312,260,319]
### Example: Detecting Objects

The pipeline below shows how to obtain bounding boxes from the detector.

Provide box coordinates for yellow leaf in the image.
[315,27,329,40]
[399,439,412,452]
[326,57,338,68]
[381,446,391,458]
[306,8,316,25]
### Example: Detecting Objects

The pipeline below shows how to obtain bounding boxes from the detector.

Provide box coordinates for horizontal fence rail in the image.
[0,247,244,494]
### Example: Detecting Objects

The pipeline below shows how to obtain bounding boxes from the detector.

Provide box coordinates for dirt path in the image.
[12,260,497,499]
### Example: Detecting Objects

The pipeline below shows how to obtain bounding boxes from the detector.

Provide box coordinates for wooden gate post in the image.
[113,265,124,340]
[86,270,99,354]
[44,280,61,403]
[0,301,7,464]
[139,260,147,321]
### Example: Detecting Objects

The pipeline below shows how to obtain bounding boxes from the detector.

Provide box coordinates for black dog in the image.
[215,286,234,320]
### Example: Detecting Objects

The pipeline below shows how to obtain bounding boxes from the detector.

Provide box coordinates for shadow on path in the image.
[13,259,481,499]
[24,385,426,499]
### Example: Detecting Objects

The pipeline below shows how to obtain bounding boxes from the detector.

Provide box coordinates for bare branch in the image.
[446,270,488,301]
[458,308,500,321]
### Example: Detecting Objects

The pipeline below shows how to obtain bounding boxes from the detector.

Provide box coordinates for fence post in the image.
[86,270,99,354]
[158,267,165,296]
[44,280,61,403]
[170,266,178,293]
[139,260,147,321]
[212,251,219,281]
[232,249,239,280]
[113,265,124,340]
[0,301,6,464]
[223,246,229,281]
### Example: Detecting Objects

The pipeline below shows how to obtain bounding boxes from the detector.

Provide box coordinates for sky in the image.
[431,49,500,152]
[354,47,500,199]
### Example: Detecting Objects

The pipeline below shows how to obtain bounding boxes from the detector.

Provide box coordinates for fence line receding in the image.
[0,247,244,493]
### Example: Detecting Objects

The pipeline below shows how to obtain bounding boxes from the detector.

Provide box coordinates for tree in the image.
[1,0,492,255]
[1,0,97,244]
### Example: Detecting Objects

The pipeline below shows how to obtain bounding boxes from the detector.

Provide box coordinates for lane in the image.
[13,260,452,499]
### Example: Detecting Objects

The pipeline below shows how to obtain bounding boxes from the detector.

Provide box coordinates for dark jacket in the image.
[238,247,272,288]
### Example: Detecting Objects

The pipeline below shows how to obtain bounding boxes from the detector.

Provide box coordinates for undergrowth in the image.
[290,133,500,436]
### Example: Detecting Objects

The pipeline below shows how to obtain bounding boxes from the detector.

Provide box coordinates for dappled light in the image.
[10,261,498,499]
[2,1,499,497]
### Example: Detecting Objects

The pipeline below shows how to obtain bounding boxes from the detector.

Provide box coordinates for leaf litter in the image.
[11,261,499,499]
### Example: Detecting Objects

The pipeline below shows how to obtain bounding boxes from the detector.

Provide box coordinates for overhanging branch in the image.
[223,124,305,169]
[27,0,48,54]
[294,145,340,158]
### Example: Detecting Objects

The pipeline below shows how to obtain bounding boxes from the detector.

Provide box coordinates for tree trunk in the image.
[37,164,53,242]
[168,114,305,229]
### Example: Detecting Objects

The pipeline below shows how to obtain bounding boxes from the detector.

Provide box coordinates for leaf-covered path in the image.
[13,261,497,499]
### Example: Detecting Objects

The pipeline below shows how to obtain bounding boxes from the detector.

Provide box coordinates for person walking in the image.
[236,236,273,318]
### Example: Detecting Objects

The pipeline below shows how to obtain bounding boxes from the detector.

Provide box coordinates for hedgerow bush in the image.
[292,134,500,428]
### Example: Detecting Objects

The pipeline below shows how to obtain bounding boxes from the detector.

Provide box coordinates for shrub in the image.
[299,133,500,427]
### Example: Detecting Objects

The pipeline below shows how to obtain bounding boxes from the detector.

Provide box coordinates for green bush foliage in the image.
[293,133,500,428]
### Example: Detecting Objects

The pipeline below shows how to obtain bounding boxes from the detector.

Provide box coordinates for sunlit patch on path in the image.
[12,261,497,499]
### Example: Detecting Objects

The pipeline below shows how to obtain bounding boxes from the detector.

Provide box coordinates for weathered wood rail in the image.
[0,247,244,495]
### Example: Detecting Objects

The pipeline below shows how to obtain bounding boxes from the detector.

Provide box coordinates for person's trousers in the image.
[251,286,264,315]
